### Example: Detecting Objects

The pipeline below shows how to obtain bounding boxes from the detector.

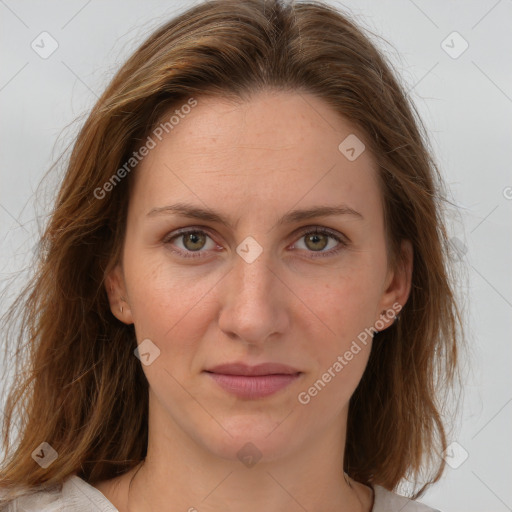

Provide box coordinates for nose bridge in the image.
[231,240,276,309]
[218,240,288,344]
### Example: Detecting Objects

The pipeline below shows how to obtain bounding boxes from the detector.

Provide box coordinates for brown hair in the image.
[0,0,465,503]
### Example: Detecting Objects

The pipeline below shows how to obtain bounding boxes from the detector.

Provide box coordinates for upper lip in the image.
[205,363,301,376]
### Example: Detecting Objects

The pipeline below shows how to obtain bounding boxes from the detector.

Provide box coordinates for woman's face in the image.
[107,90,411,462]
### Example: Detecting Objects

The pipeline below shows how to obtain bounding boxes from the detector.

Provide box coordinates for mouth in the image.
[204,362,303,399]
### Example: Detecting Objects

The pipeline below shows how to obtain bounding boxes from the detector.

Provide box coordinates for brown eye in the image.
[304,232,329,251]
[164,229,217,259]
[182,231,207,251]
[292,227,347,258]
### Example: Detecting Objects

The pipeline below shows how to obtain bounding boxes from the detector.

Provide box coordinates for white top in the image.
[1,475,441,511]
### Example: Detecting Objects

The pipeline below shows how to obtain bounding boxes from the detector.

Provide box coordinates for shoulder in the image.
[0,475,118,512]
[372,484,441,512]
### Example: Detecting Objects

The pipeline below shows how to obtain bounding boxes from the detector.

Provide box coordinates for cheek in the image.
[299,278,374,410]
[315,269,381,346]
[298,320,372,415]
[298,263,382,400]
[123,255,215,366]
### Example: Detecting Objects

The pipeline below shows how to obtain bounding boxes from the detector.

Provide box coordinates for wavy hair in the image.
[0,0,465,503]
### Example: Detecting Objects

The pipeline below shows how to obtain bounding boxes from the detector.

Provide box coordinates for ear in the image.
[105,264,134,325]
[375,239,413,331]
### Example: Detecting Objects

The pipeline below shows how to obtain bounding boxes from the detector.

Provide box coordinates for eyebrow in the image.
[146,202,364,228]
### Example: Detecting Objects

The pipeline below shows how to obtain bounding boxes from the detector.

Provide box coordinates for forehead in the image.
[130,90,382,222]
[144,90,369,161]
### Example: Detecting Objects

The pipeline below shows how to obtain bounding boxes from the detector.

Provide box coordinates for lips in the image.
[205,362,300,376]
[204,362,302,399]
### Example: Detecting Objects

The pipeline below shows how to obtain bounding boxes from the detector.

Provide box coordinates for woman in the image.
[0,0,463,510]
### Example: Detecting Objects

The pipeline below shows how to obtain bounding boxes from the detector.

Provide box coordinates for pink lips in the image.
[204,363,302,399]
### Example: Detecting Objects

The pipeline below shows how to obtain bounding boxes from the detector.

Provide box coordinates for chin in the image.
[197,414,302,464]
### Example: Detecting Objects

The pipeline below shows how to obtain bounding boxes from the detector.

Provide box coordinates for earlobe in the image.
[105,264,133,325]
[392,239,413,304]
[376,239,413,331]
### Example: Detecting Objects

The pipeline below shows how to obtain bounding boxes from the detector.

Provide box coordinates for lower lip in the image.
[205,372,302,399]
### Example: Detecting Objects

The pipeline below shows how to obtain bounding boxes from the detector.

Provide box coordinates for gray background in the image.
[1,1,511,511]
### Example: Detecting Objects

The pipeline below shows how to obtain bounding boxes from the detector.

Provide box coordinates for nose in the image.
[217,247,290,346]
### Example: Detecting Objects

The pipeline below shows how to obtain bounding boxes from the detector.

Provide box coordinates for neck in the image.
[119,396,371,512]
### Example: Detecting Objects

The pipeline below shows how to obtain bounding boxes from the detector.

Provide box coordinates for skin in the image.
[98,90,413,512]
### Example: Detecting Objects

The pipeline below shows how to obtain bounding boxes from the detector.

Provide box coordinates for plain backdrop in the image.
[0,1,511,511]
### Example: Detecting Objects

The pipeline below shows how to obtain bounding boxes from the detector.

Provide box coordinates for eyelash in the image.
[162,227,348,259]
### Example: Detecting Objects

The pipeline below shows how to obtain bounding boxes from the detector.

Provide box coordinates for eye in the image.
[163,229,218,258]
[163,226,347,259]
[291,227,347,257]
